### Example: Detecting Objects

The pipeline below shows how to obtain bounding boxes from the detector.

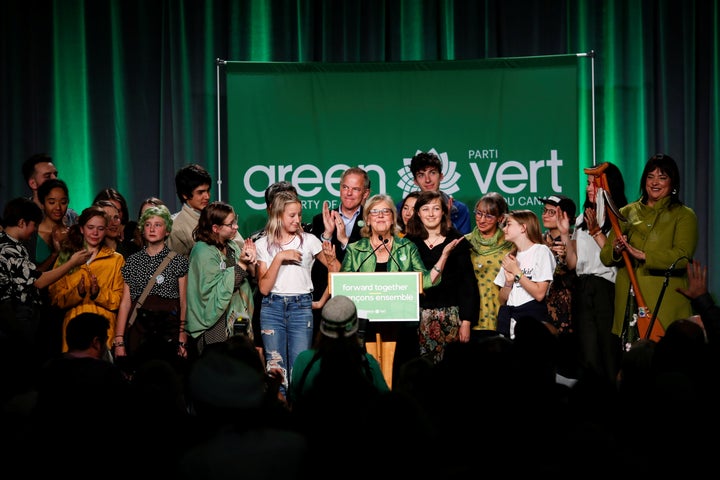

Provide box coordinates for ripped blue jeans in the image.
[260,293,314,395]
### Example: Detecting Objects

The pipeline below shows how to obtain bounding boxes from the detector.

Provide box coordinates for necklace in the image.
[425,235,444,249]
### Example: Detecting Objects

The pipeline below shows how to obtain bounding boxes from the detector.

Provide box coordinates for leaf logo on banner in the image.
[396,148,461,198]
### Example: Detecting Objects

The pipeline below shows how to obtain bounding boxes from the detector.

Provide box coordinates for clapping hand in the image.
[584,207,599,232]
[441,237,464,257]
[501,253,521,280]
[88,271,100,298]
[321,201,336,235]
[241,238,257,264]
[557,210,571,236]
[77,277,86,297]
[51,225,69,252]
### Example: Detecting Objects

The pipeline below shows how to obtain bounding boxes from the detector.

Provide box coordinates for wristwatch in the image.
[514,272,524,283]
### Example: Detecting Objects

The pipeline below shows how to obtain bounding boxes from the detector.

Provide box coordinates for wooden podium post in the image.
[364,332,397,388]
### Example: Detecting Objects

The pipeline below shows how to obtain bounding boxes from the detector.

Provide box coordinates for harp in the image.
[584,163,664,341]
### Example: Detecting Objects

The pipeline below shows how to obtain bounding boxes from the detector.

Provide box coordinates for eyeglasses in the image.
[221,220,238,228]
[542,208,557,217]
[368,208,392,217]
[473,210,496,220]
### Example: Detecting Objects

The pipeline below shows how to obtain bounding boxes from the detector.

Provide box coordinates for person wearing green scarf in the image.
[465,192,513,332]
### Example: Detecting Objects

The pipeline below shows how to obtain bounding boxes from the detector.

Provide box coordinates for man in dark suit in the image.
[309,167,370,336]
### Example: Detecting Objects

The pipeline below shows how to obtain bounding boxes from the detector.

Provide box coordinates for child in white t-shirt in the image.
[494,210,556,338]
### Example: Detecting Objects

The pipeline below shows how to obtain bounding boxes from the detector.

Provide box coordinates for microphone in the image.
[667,255,690,275]
[378,235,401,270]
[355,237,388,272]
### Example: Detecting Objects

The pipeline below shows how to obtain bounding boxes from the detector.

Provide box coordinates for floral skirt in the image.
[418,305,460,364]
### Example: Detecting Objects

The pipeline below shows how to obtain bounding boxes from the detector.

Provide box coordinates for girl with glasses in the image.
[186,201,256,355]
[539,194,579,378]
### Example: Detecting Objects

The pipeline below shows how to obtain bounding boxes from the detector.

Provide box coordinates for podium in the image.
[329,272,422,388]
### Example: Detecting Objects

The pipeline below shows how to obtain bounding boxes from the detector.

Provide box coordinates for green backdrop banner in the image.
[226,54,582,235]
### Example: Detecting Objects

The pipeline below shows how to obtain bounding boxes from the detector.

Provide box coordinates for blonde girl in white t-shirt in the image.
[494,210,556,338]
[255,190,338,396]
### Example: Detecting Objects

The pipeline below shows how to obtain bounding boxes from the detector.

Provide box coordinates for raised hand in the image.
[584,207,599,232]
[676,260,707,300]
[441,237,463,257]
[322,240,338,270]
[332,211,349,246]
[557,210,571,236]
[321,200,336,237]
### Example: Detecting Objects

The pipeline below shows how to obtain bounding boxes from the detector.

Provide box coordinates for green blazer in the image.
[340,235,438,290]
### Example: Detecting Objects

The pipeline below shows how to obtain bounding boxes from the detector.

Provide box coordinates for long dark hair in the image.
[581,161,628,232]
[405,190,451,239]
[639,153,682,208]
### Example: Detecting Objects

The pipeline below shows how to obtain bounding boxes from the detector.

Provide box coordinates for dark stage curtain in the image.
[1,0,718,289]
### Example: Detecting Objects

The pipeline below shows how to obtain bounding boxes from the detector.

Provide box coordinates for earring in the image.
[672,188,677,195]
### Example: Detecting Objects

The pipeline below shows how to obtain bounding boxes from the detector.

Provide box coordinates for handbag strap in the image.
[128,251,177,327]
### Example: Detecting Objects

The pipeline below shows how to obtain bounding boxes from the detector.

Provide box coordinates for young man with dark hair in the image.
[167,163,214,256]
[401,151,472,234]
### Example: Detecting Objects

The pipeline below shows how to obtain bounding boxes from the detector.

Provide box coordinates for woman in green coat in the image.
[600,154,697,349]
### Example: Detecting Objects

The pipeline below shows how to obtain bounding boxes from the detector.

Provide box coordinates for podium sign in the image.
[329,272,421,322]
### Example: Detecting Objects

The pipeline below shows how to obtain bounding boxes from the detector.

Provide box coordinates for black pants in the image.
[574,275,622,383]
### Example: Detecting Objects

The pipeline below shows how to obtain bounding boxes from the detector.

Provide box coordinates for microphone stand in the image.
[645,256,689,339]
[379,235,401,270]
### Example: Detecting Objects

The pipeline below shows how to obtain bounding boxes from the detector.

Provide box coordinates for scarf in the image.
[465,227,512,257]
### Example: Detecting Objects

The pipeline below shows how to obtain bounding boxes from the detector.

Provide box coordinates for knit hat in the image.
[320,295,359,338]
[539,195,577,220]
